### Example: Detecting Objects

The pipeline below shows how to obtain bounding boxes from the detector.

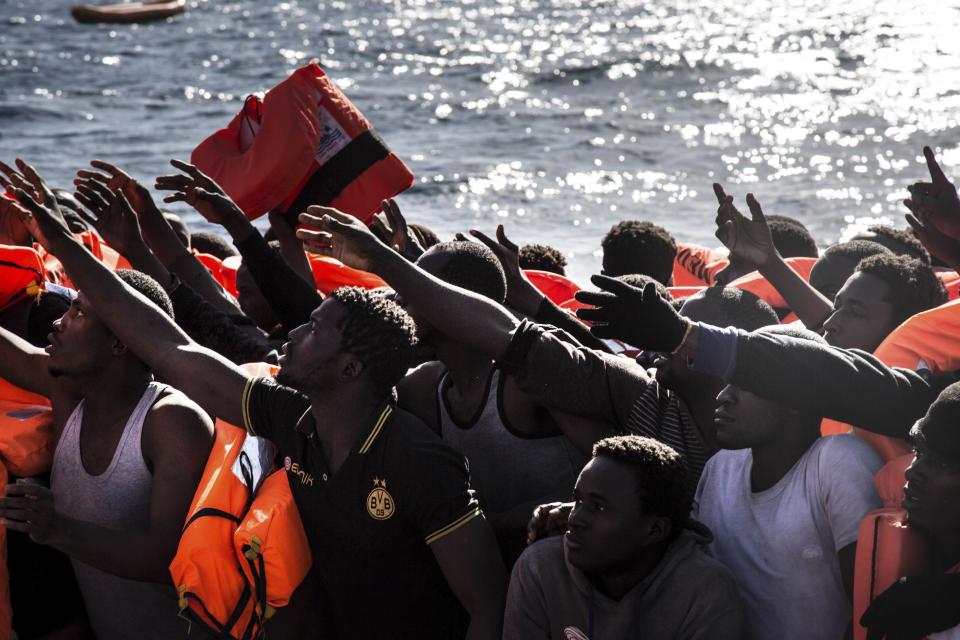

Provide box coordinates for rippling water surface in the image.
[3,0,960,282]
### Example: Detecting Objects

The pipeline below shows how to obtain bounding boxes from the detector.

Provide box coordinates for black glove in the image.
[861,572,960,640]
[574,275,690,352]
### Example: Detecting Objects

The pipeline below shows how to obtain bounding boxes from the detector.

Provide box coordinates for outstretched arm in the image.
[713,184,834,328]
[575,277,942,437]
[11,162,250,426]
[469,225,611,353]
[297,203,519,360]
[157,161,322,332]
[76,160,240,315]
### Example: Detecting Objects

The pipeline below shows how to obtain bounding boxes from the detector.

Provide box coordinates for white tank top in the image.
[50,382,188,639]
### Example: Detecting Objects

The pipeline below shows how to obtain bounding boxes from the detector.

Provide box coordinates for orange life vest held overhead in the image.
[192,63,414,224]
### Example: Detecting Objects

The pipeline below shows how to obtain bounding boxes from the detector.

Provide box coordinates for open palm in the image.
[713,183,775,268]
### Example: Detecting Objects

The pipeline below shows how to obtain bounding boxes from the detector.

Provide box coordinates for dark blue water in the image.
[4,0,960,282]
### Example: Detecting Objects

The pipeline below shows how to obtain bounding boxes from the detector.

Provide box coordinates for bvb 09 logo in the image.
[367,477,395,520]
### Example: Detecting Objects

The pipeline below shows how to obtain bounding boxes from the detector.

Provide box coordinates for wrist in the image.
[758,251,787,276]
[513,280,546,317]
[222,209,254,242]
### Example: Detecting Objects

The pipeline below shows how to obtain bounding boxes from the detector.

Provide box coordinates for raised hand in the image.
[3,160,71,252]
[905,198,960,270]
[713,183,776,270]
[74,179,145,257]
[370,198,424,261]
[906,146,960,242]
[469,225,543,314]
[574,274,690,352]
[74,160,155,215]
[296,204,391,273]
[154,159,243,227]
[861,573,960,640]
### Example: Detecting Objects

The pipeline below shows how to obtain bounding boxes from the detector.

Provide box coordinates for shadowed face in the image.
[903,439,960,536]
[565,456,659,575]
[46,291,117,378]
[713,384,785,450]
[277,298,351,392]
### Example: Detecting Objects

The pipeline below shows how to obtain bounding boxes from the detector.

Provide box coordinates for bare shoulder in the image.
[397,361,446,432]
[142,386,215,460]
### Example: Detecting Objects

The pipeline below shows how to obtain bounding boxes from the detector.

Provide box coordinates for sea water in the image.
[3,0,960,283]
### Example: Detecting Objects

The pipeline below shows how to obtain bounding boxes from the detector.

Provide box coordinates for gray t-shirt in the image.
[693,435,882,640]
[504,526,745,640]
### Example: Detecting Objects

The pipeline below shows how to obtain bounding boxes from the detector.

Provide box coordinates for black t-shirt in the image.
[241,377,480,639]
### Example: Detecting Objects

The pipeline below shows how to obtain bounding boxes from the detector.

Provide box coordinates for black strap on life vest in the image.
[179,451,265,639]
[284,128,392,222]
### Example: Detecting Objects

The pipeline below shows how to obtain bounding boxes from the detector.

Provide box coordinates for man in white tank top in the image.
[0,175,213,640]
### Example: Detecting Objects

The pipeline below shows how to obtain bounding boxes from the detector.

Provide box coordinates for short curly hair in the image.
[592,436,690,542]
[866,225,930,264]
[519,243,567,276]
[766,215,819,258]
[416,241,507,304]
[601,220,677,284]
[115,269,174,319]
[855,254,947,327]
[329,287,418,393]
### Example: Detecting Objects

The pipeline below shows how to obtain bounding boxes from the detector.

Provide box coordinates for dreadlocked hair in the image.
[329,286,418,394]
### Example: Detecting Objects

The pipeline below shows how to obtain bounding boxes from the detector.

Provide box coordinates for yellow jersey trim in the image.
[358,405,393,454]
[241,377,258,435]
[425,507,482,546]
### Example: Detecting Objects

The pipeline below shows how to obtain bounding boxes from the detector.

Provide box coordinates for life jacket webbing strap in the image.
[182,579,260,640]
[285,129,391,217]
[869,515,881,601]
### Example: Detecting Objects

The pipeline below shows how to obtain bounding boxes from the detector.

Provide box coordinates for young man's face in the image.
[713,384,783,450]
[46,291,116,378]
[903,442,960,536]
[822,271,897,352]
[564,457,657,575]
[277,298,348,391]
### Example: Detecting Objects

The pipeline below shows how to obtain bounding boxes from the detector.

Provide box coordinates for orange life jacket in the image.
[841,299,960,460]
[0,245,45,314]
[170,364,310,639]
[936,269,960,301]
[853,508,930,640]
[525,270,580,306]
[192,63,414,223]
[0,464,10,640]
[666,285,706,301]
[306,254,385,295]
[672,243,728,287]
[0,384,53,640]
[193,251,232,293]
[170,420,310,639]
[725,257,818,310]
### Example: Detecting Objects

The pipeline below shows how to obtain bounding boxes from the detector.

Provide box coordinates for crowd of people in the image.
[0,143,955,640]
